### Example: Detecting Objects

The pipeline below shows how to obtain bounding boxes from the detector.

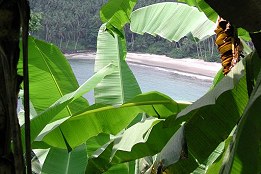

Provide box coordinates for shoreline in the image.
[65,52,221,78]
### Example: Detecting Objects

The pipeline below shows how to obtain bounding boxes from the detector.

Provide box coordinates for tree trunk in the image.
[211,36,214,57]
[59,36,63,49]
[131,33,135,50]
[74,35,79,51]
[0,1,24,173]
[45,24,49,42]
[66,40,70,50]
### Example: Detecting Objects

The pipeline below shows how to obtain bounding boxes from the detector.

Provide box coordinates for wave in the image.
[129,63,214,81]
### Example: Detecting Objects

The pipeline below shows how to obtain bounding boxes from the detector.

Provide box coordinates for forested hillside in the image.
[29,0,220,61]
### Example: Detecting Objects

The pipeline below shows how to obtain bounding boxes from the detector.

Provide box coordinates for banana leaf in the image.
[95,24,141,105]
[100,0,137,34]
[170,51,260,173]
[32,149,50,173]
[86,133,110,158]
[86,58,248,173]
[20,64,116,147]
[221,54,261,174]
[40,144,87,174]
[178,0,251,41]
[95,23,142,173]
[18,36,88,118]
[130,2,215,41]
[205,136,233,174]
[178,0,217,22]
[35,92,187,149]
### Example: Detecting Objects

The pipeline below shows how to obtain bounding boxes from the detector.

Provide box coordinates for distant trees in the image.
[30,0,104,51]
[29,0,220,61]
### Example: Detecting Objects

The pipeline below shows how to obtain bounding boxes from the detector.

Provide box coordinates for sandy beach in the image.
[65,52,221,78]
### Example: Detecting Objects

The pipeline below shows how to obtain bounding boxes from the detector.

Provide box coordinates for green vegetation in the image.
[29,0,221,61]
[0,0,261,173]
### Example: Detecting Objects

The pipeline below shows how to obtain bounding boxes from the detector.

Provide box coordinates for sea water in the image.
[68,59,213,104]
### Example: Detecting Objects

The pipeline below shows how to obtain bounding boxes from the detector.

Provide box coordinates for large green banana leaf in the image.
[18,36,88,118]
[130,2,216,41]
[20,64,116,147]
[95,23,141,173]
[85,117,186,173]
[86,133,110,158]
[86,58,249,173]
[221,55,261,174]
[95,24,141,105]
[166,135,233,173]
[205,136,233,174]
[205,73,261,174]
[194,135,233,173]
[151,126,187,170]
[35,92,187,149]
[103,163,130,174]
[32,146,88,174]
[167,52,260,173]
[86,133,130,174]
[40,144,87,174]
[178,0,251,41]
[100,0,137,33]
[178,0,217,22]
[181,61,248,164]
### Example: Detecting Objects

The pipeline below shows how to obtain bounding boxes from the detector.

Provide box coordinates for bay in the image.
[68,59,212,104]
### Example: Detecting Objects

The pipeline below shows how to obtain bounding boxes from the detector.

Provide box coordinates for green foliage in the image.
[130,2,215,41]
[29,12,42,32]
[39,91,187,149]
[222,52,261,174]
[30,0,103,51]
[41,144,87,174]
[20,61,116,149]
[18,36,88,115]
[29,0,221,62]
[100,0,137,34]
[15,1,261,173]
[95,24,141,105]
[177,0,252,41]
[128,2,221,61]
[178,0,218,22]
[87,57,249,173]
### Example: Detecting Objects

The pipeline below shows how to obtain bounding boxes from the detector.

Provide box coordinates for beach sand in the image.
[65,52,221,78]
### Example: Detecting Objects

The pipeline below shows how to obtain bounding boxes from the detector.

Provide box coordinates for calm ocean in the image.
[69,59,213,104]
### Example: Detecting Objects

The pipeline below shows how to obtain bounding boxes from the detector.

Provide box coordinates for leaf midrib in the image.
[33,39,72,116]
[72,100,174,119]
[116,34,125,104]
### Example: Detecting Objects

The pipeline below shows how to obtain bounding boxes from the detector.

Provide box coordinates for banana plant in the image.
[130,2,216,41]
[96,0,261,173]
[18,36,88,117]
[94,23,142,173]
[17,0,261,173]
[94,24,141,105]
[86,55,250,173]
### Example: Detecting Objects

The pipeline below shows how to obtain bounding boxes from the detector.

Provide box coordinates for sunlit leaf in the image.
[100,0,137,33]
[18,36,88,117]
[130,2,216,41]
[86,59,248,173]
[21,64,116,147]
[38,92,187,149]
[222,53,261,174]
[95,24,141,105]
[41,144,87,174]
[178,0,218,22]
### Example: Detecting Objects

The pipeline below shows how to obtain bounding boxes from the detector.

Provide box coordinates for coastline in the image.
[65,52,221,78]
